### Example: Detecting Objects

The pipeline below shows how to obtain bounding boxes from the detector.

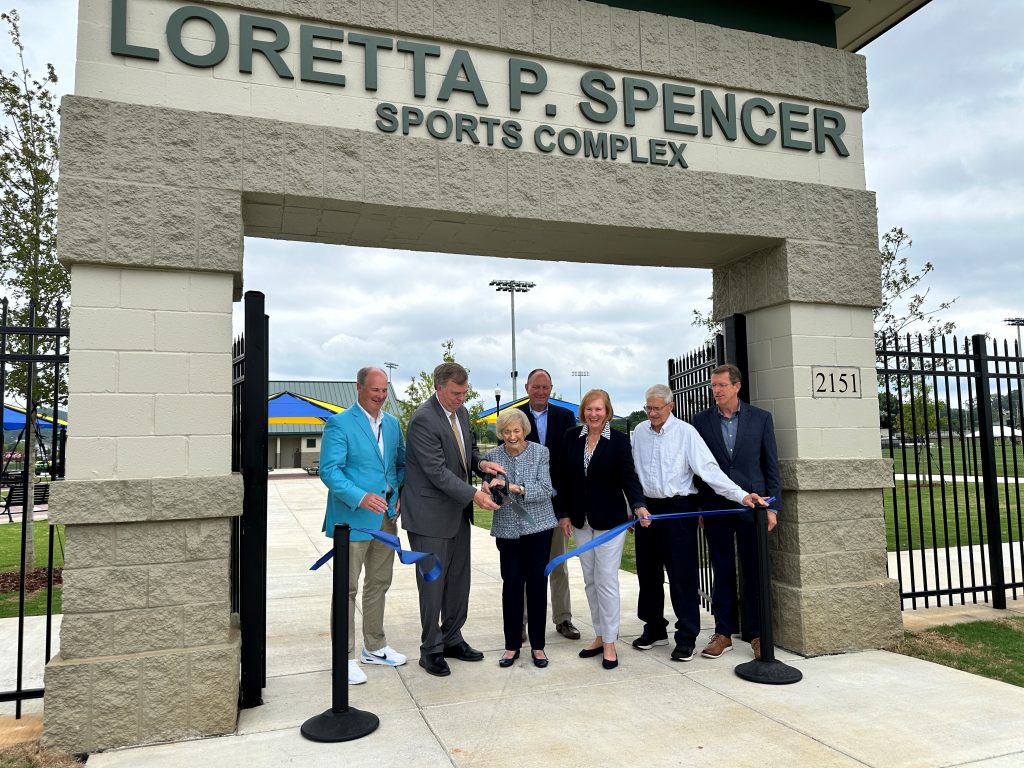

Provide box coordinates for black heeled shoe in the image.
[532,650,548,668]
[498,650,520,668]
[578,646,603,658]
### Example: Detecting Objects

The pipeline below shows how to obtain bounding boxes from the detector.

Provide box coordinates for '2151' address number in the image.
[811,366,861,398]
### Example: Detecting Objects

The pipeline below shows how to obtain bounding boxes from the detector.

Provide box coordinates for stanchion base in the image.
[300,707,380,742]
[734,658,803,685]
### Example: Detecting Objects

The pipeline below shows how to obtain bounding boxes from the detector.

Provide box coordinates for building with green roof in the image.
[267,380,401,468]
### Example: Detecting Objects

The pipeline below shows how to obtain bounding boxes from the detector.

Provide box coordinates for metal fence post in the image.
[301,524,379,742]
[721,313,749,403]
[972,334,1007,609]
[239,290,269,707]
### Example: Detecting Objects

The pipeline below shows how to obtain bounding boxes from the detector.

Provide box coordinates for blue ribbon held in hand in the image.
[310,527,442,582]
[544,499,776,578]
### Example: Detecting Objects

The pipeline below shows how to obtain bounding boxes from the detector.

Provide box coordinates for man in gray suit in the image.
[401,362,504,677]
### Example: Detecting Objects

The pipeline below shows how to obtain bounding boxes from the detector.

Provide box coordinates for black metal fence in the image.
[231,291,269,708]
[877,332,1024,609]
[668,315,748,613]
[0,297,68,716]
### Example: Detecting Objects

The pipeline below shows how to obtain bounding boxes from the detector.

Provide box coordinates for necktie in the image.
[450,412,468,478]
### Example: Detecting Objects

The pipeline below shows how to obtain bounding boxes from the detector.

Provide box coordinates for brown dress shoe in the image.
[700,633,733,659]
[556,620,581,640]
[751,638,761,660]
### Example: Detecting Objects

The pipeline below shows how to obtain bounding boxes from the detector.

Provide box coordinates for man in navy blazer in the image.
[517,369,580,640]
[691,364,781,661]
[321,367,407,685]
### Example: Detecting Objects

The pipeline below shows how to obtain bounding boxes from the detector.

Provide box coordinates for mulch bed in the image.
[0,567,62,593]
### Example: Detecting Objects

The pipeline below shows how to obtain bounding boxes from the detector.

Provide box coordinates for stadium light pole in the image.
[383,362,398,381]
[571,370,590,404]
[490,279,535,399]
[1005,318,1024,355]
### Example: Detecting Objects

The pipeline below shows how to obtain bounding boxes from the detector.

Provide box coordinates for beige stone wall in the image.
[44,258,242,751]
[76,0,868,188]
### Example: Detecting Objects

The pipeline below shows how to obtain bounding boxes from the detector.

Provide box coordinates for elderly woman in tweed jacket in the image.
[483,408,558,668]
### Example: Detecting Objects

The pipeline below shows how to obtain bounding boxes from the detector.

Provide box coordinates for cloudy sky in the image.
[5,1,1023,413]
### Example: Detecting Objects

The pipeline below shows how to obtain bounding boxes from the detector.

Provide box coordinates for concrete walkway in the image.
[18,471,1024,766]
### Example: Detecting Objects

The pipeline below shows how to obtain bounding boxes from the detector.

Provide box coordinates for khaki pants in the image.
[345,515,398,659]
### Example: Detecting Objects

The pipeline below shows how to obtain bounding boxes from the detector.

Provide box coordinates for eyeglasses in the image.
[644,404,670,413]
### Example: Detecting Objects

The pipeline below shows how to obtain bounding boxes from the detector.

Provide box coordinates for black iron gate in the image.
[231,291,269,708]
[668,314,748,611]
[0,297,68,716]
[877,332,1023,609]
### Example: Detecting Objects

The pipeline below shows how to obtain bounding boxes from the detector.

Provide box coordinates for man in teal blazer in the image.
[321,366,406,685]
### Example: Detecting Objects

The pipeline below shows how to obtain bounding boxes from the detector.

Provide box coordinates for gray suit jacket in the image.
[401,394,485,539]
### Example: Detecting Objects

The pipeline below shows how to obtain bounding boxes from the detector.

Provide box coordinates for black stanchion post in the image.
[300,524,380,742]
[734,506,802,685]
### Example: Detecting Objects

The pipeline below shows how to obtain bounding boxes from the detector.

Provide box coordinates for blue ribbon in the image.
[310,527,443,582]
[544,500,775,578]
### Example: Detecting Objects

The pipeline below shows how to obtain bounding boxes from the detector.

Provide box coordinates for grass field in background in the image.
[889,440,1024,477]
[883,482,1023,551]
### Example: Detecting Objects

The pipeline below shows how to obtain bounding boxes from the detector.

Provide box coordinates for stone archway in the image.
[45,0,899,751]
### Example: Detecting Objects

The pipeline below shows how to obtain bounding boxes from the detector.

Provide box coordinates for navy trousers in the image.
[496,529,552,651]
[703,512,761,641]
[635,495,700,647]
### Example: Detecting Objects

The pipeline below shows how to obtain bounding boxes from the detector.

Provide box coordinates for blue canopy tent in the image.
[3,403,61,430]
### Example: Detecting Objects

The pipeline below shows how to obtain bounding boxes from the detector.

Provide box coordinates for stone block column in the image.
[715,244,903,655]
[43,266,242,751]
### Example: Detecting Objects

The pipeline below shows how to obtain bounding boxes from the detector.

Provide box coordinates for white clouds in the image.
[236,238,710,411]
[9,0,1022,411]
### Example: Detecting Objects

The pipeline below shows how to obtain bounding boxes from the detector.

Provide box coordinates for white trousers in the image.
[574,523,626,640]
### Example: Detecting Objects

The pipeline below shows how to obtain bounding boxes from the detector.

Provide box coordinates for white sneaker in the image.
[360,645,408,667]
[348,659,367,685]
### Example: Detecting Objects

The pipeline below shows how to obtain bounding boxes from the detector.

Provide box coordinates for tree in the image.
[1,9,67,395]
[875,227,956,343]
[1,9,67,567]
[626,409,647,431]
[396,339,484,432]
[690,297,721,343]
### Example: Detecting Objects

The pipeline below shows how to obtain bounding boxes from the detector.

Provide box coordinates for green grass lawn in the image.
[472,507,637,573]
[888,439,1024,477]
[883,482,1023,551]
[889,616,1024,688]
[0,520,64,619]
[0,520,65,571]
[0,583,61,618]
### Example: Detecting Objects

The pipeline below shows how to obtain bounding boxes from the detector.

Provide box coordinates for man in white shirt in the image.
[630,384,768,661]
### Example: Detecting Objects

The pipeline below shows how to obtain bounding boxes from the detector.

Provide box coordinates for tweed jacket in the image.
[482,442,557,539]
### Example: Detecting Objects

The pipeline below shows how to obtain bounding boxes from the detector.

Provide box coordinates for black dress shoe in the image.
[442,641,485,662]
[419,653,451,677]
[578,646,603,658]
[602,657,618,670]
[532,651,548,668]
[498,650,520,668]
[555,620,581,640]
